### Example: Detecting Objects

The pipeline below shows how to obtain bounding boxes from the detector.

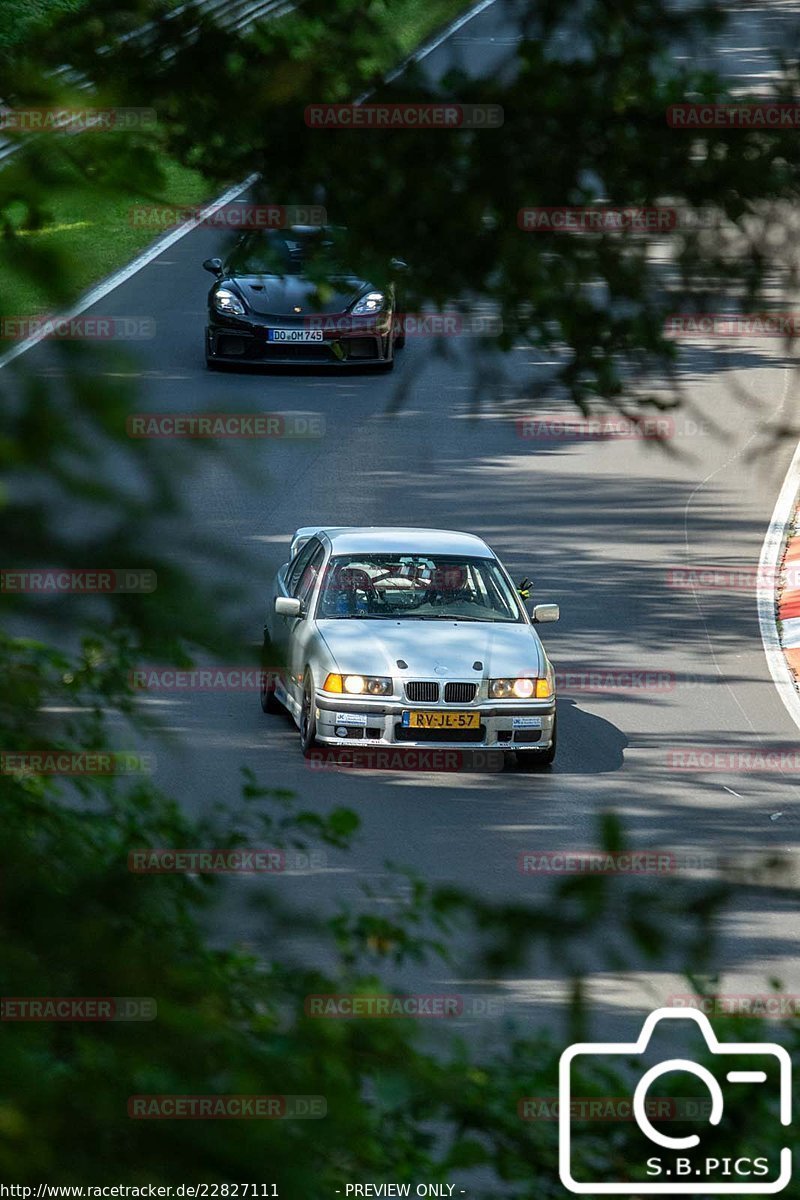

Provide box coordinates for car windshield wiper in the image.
[329,613,394,619]
[405,614,487,622]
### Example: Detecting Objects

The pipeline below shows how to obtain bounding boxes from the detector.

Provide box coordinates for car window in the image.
[295,545,325,607]
[287,538,322,595]
[315,554,523,622]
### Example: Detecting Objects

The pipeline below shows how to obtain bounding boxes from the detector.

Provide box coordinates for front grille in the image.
[395,724,485,744]
[443,682,477,704]
[406,681,439,703]
[262,344,333,362]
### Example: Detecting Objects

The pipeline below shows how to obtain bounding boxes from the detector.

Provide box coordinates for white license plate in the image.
[512,716,543,729]
[267,328,324,343]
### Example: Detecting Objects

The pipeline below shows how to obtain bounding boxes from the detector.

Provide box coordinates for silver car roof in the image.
[319,527,495,557]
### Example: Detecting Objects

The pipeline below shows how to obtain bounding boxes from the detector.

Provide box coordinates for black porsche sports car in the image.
[203,226,405,370]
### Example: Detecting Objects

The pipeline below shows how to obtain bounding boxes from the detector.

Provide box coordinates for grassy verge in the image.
[0,0,88,52]
[5,159,213,317]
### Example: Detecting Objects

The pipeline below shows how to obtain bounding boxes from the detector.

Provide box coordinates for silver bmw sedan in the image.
[260,527,559,768]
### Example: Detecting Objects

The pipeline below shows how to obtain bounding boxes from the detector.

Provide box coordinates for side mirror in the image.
[203,257,223,276]
[532,603,559,623]
[390,257,409,272]
[275,596,303,618]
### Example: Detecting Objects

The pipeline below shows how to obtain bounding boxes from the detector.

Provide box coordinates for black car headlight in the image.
[214,288,246,316]
[351,291,386,316]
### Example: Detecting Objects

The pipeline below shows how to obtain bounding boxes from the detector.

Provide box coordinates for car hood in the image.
[316,620,545,680]
[227,274,370,317]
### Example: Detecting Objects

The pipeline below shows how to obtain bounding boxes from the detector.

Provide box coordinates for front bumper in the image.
[314,694,556,750]
[206,317,393,366]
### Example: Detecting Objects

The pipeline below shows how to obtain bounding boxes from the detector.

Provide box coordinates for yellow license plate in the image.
[405,711,480,729]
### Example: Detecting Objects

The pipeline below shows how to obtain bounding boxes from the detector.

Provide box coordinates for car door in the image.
[278,539,326,708]
[271,538,322,695]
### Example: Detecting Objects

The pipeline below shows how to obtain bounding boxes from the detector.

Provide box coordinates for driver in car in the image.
[320,564,375,617]
[426,565,471,608]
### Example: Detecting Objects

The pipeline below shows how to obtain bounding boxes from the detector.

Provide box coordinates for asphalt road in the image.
[11,0,800,1046]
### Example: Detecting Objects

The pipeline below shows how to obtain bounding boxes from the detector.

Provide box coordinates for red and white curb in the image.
[759,438,800,732]
[778,501,800,680]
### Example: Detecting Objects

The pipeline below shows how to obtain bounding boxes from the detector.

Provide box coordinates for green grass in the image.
[383,0,472,59]
[4,158,215,317]
[0,0,90,50]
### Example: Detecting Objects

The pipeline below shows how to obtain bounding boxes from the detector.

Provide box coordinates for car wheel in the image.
[515,716,557,770]
[259,636,283,713]
[299,672,318,756]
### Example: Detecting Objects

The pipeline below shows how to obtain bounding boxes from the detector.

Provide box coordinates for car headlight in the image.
[352,291,386,315]
[490,677,552,699]
[214,288,245,316]
[323,673,392,696]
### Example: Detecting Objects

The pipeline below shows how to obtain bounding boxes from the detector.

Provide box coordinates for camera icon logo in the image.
[559,1006,792,1193]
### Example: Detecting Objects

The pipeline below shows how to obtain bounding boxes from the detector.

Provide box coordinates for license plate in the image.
[402,711,480,729]
[267,328,324,343]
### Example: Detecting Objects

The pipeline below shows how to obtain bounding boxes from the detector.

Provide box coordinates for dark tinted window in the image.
[287,537,322,594]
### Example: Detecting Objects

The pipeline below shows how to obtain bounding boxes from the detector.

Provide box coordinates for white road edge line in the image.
[1,0,498,374]
[757,430,800,733]
[0,173,259,371]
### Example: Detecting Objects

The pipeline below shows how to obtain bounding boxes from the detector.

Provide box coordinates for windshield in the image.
[315,554,524,622]
[227,229,348,276]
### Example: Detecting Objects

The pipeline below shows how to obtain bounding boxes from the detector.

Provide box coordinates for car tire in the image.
[299,672,319,756]
[514,715,557,770]
[259,635,283,714]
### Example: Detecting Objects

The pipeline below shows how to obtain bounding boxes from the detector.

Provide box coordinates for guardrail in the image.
[0,0,295,163]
